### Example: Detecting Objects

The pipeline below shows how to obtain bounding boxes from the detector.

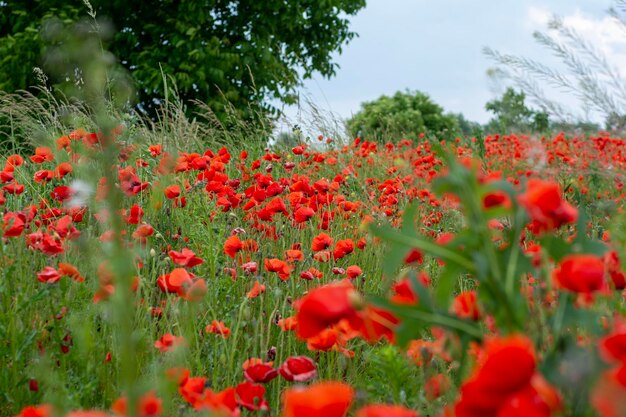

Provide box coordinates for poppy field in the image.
[2,129,626,417]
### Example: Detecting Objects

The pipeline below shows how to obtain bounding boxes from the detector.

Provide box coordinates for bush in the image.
[346,90,460,141]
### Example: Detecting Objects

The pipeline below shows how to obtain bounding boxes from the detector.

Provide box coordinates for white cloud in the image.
[528,6,626,71]
[527,6,552,28]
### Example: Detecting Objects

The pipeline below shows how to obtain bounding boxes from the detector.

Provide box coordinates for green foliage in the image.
[485,87,549,134]
[0,0,366,121]
[346,90,461,141]
[452,113,482,137]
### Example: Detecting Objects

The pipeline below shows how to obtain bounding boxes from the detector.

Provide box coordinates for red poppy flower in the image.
[34,170,54,183]
[125,204,144,224]
[206,320,231,338]
[243,363,278,383]
[58,263,84,282]
[333,239,354,259]
[283,381,354,417]
[16,405,53,417]
[518,179,577,233]
[279,356,317,382]
[346,265,363,279]
[223,235,243,259]
[600,320,626,364]
[453,291,481,321]
[235,382,269,411]
[164,185,181,199]
[455,335,560,417]
[246,281,266,298]
[312,233,334,252]
[264,258,292,281]
[295,280,360,339]
[3,182,25,195]
[132,224,155,243]
[241,261,258,275]
[294,206,316,223]
[169,248,204,267]
[193,387,238,416]
[30,147,54,164]
[154,333,186,352]
[113,391,163,417]
[37,266,61,284]
[300,267,324,280]
[54,162,73,179]
[157,268,194,296]
[552,254,605,294]
[50,185,74,202]
[3,212,25,237]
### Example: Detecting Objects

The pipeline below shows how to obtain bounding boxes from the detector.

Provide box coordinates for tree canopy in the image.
[346,90,460,141]
[0,0,366,120]
[484,88,549,134]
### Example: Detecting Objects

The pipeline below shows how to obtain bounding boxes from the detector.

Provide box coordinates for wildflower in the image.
[518,179,577,233]
[164,185,181,199]
[37,266,61,284]
[552,254,605,294]
[279,356,317,382]
[264,258,292,281]
[283,381,354,417]
[154,334,186,353]
[452,291,481,321]
[246,281,265,298]
[235,382,269,411]
[333,239,354,259]
[206,320,231,338]
[169,248,204,267]
[295,280,360,339]
[454,335,561,417]
[223,235,243,259]
[312,233,334,252]
[243,362,278,384]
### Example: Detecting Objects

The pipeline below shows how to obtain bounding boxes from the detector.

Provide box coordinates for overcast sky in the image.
[279,0,623,132]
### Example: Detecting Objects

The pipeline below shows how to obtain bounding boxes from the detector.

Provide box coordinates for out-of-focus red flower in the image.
[295,280,360,339]
[346,265,363,279]
[552,254,605,294]
[37,266,61,284]
[154,333,186,352]
[15,405,53,417]
[518,179,577,233]
[455,335,561,417]
[283,381,354,417]
[452,291,481,321]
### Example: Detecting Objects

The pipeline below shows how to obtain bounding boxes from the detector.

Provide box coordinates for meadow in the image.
[1,102,626,417]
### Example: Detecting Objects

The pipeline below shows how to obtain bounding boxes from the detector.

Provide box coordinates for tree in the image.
[452,113,482,137]
[484,88,549,134]
[0,0,366,121]
[346,90,460,141]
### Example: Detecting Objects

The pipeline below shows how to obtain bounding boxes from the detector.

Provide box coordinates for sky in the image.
[278,0,625,133]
